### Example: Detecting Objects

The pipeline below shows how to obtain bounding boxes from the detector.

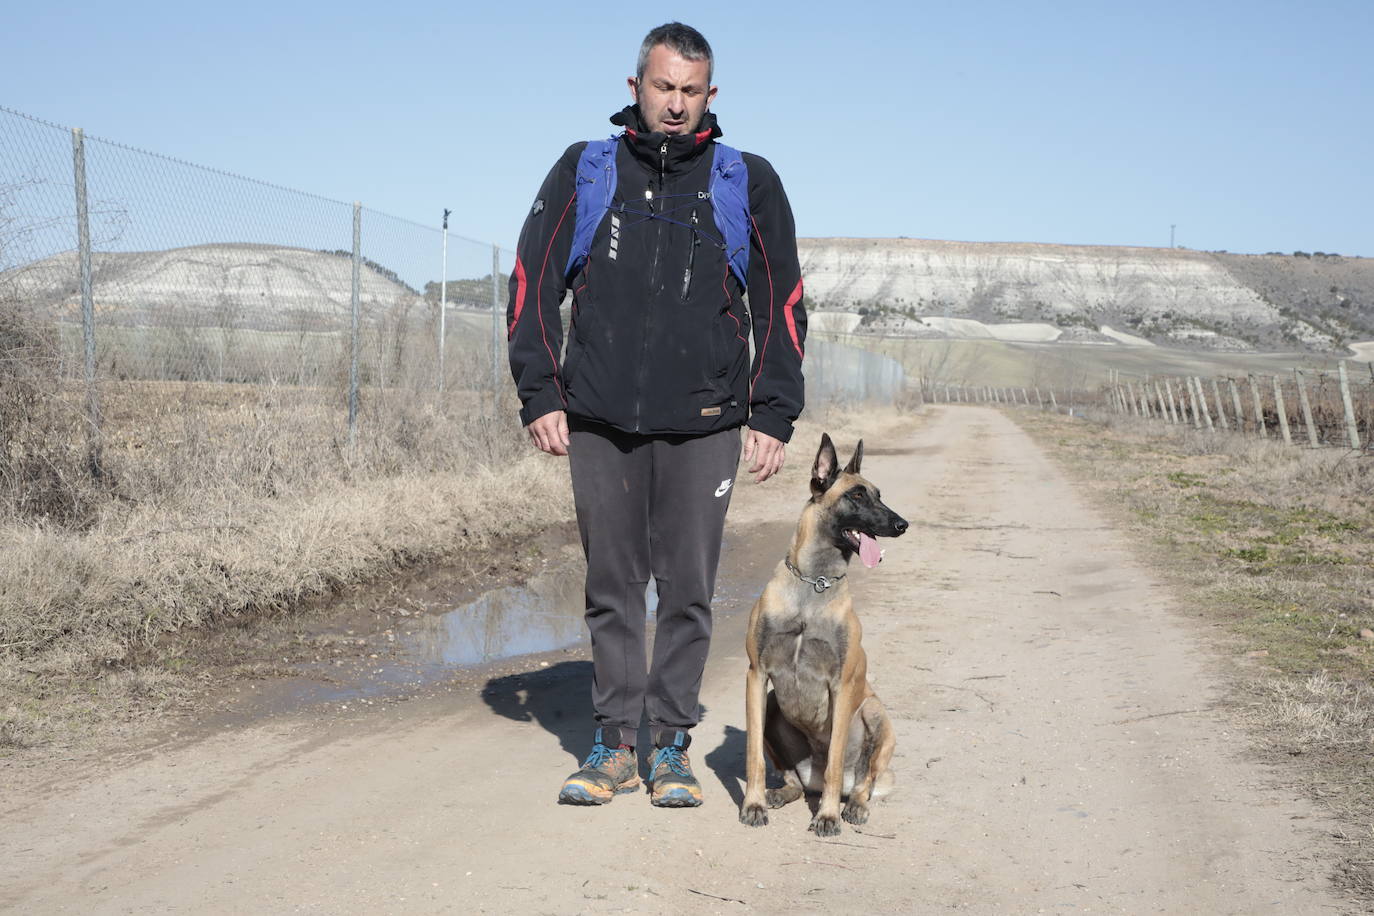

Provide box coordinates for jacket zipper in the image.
[633,140,670,432]
[682,207,698,300]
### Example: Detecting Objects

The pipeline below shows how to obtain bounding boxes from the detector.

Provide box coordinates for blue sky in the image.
[5,0,1372,258]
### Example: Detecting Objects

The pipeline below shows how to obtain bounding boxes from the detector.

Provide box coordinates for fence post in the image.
[1228,378,1245,432]
[1155,381,1171,423]
[1050,390,1058,411]
[1338,360,1361,449]
[1271,375,1292,445]
[71,127,103,479]
[1161,378,1174,422]
[1293,369,1319,447]
[438,209,449,393]
[491,244,502,412]
[1248,374,1266,437]
[348,201,361,449]
[1209,377,1228,430]
[1194,377,1214,430]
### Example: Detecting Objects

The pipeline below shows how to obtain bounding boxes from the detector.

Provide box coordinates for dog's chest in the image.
[759,615,846,732]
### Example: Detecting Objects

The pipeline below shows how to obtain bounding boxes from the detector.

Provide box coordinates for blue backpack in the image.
[564,135,751,287]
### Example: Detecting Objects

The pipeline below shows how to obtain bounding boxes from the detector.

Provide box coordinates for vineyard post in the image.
[1210,377,1228,430]
[1248,374,1266,437]
[1293,369,1319,447]
[1271,375,1292,446]
[1164,378,1180,424]
[1338,361,1361,449]
[1228,378,1245,433]
[1193,377,1214,431]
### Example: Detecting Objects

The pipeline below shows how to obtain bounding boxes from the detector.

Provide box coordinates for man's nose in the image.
[667,91,685,114]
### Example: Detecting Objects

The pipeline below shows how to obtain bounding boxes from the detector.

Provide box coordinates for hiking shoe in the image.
[558,742,640,805]
[649,740,703,808]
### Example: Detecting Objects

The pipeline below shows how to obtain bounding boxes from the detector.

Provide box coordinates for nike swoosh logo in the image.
[714,479,733,498]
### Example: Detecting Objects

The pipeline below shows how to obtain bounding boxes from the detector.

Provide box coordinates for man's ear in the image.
[627,76,640,102]
[843,439,864,476]
[811,433,839,497]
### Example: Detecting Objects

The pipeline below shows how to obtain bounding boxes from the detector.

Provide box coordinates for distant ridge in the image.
[6,238,1373,355]
[797,238,1374,353]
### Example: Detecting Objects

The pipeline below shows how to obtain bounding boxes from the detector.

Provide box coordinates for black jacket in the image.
[506,106,806,442]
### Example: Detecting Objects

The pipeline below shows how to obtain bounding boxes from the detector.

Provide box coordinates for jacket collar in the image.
[609,105,722,176]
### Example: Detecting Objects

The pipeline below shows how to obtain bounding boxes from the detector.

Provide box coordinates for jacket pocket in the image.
[562,306,597,392]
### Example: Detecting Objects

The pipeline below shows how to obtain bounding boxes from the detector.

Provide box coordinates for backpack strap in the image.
[566,136,751,288]
[709,143,750,288]
[565,136,619,279]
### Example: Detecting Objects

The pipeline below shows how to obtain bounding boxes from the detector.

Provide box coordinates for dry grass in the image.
[1015,406,1374,901]
[1,307,574,749]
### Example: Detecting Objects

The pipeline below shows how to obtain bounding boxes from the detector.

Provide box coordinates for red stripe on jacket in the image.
[510,191,576,402]
[782,279,803,358]
[506,257,527,336]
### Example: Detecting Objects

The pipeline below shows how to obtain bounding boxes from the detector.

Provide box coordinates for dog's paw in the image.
[841,800,869,825]
[739,803,770,827]
[809,812,842,837]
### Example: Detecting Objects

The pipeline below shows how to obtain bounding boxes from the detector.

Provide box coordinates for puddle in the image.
[228,542,672,714]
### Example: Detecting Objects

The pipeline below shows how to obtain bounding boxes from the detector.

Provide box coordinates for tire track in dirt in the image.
[0,406,1351,913]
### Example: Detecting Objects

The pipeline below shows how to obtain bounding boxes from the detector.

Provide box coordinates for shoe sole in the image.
[650,787,702,808]
[558,779,642,806]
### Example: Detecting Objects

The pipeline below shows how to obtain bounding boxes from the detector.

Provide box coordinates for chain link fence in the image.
[2,105,519,511]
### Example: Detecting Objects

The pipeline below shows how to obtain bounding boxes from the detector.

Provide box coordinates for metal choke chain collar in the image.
[784,559,846,594]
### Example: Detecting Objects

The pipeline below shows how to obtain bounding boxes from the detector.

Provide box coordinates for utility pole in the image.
[1170,224,1176,248]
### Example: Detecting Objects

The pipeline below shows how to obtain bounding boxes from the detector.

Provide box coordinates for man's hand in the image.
[742,428,785,483]
[526,410,570,456]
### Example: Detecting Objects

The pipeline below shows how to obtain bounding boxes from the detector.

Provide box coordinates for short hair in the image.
[636,22,714,85]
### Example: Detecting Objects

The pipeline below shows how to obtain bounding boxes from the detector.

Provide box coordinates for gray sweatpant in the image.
[567,420,742,750]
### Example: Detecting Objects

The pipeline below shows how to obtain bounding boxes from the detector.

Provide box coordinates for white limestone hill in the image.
[798,237,1374,354]
[6,243,427,332]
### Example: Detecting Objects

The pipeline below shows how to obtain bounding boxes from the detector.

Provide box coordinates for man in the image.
[507,22,805,808]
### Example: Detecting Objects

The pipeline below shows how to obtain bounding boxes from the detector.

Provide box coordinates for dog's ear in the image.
[811,433,840,496]
[843,439,864,476]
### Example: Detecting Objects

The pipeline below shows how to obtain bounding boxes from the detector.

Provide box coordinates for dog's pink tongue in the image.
[858,533,881,569]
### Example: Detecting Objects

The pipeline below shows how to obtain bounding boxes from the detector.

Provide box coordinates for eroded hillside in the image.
[799,238,1374,352]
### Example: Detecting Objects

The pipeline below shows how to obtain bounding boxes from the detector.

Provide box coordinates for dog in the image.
[739,433,908,836]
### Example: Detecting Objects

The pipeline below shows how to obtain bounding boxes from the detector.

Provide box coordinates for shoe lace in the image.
[582,743,618,769]
[654,745,690,777]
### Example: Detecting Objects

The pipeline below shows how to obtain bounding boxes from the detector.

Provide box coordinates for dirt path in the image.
[0,407,1350,913]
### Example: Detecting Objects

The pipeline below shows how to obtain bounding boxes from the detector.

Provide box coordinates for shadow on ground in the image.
[703,724,748,807]
[481,661,594,762]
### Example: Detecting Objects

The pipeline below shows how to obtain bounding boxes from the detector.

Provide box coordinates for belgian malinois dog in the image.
[739,434,907,836]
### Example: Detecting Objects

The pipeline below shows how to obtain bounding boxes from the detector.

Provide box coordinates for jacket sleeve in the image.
[742,153,806,443]
[507,143,584,427]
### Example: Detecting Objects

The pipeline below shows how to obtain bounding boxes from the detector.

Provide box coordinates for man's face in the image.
[628,44,717,136]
